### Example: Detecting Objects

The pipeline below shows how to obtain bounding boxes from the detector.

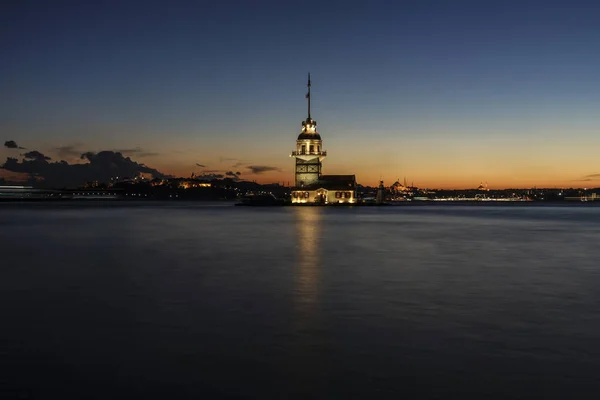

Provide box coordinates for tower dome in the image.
[297,118,321,140]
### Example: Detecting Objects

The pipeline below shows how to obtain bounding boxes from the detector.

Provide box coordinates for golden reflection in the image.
[293,207,322,320]
[281,207,324,393]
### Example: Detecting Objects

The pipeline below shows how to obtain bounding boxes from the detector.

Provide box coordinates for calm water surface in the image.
[1,202,600,399]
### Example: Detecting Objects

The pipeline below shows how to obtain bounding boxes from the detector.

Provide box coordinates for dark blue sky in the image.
[2,0,600,187]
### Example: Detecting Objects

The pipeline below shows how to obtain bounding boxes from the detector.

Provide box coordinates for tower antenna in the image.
[306,73,311,119]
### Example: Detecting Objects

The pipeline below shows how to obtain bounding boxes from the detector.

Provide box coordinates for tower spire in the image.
[306,72,311,119]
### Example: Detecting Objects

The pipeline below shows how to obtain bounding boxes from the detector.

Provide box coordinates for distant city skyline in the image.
[2,0,600,189]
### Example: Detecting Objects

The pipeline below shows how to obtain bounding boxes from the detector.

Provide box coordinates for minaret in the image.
[291,73,326,188]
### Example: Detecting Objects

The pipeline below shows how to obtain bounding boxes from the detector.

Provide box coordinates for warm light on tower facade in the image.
[291,73,326,188]
[292,119,327,187]
[290,74,356,204]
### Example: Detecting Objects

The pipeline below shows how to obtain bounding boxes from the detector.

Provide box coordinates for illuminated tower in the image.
[291,73,326,188]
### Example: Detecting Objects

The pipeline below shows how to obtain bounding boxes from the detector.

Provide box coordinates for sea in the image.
[1,202,600,399]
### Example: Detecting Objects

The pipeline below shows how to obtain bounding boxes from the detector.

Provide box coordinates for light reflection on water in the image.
[293,207,321,319]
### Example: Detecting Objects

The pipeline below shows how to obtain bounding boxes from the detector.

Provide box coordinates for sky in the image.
[2,0,600,188]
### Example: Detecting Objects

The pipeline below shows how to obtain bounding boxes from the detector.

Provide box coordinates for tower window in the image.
[309,145,314,153]
[301,145,306,154]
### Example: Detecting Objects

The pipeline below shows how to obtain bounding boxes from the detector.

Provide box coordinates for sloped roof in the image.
[320,175,355,182]
[318,175,356,190]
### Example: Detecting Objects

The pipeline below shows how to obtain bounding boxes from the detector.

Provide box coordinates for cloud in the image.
[224,171,241,180]
[4,140,25,149]
[113,148,141,156]
[55,145,82,159]
[232,161,248,168]
[246,165,281,174]
[113,147,158,158]
[0,169,30,183]
[196,163,207,168]
[78,151,94,161]
[54,144,158,159]
[197,173,224,180]
[577,174,600,182]
[2,150,166,188]
[219,157,238,163]
[23,150,51,161]
[583,174,600,179]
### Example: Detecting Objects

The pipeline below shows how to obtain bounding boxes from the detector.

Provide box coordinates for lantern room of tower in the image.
[291,143,327,161]
[291,118,327,159]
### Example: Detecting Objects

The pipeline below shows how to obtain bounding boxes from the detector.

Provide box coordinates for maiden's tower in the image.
[290,74,356,204]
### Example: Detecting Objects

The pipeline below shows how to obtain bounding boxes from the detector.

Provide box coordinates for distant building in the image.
[376,180,385,204]
[290,74,356,204]
[391,178,411,193]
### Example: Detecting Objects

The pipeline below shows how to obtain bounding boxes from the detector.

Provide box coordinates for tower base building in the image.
[290,74,357,204]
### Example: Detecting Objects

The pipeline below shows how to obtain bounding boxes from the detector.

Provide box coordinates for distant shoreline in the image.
[2,199,600,208]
